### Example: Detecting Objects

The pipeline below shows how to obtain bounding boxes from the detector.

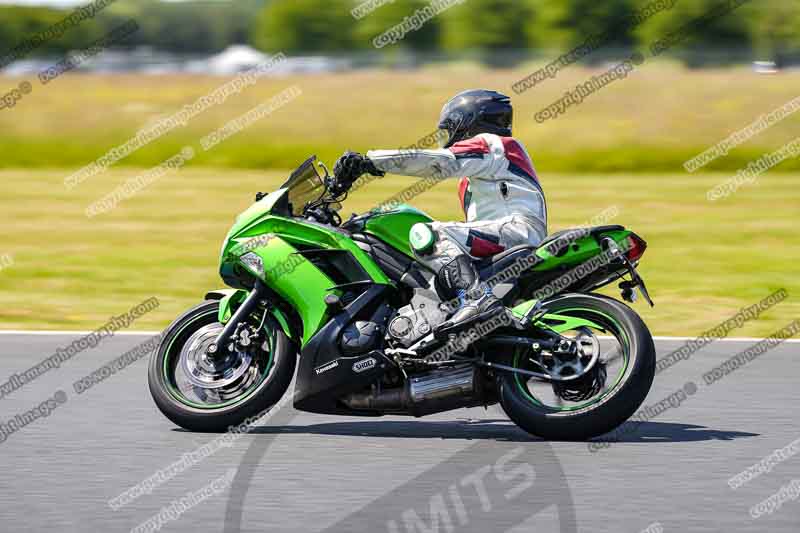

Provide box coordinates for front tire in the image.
[498,294,655,441]
[148,301,296,432]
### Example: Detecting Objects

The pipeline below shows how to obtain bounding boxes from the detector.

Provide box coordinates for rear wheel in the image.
[148,301,296,432]
[498,294,655,440]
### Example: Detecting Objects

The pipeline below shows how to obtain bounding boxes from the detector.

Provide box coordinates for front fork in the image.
[208,280,269,359]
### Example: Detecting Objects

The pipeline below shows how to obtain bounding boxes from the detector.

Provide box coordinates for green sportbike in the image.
[149,156,656,440]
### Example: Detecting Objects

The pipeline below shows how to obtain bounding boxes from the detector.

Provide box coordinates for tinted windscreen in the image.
[280,156,325,216]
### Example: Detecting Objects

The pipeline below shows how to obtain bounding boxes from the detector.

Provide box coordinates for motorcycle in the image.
[148,156,656,440]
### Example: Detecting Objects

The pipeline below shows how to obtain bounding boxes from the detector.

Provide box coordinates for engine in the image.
[386,289,449,347]
[341,291,493,416]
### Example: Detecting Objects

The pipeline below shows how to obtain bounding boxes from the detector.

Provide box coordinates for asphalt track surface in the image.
[0,332,798,533]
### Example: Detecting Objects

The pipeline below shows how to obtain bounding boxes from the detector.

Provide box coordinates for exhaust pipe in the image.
[342,366,482,416]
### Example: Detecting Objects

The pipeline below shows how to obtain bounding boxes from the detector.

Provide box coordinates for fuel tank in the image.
[363,205,434,258]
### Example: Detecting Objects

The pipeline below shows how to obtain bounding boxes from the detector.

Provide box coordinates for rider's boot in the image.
[434,255,503,337]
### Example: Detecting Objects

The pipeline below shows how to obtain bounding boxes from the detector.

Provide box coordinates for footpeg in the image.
[519,300,546,327]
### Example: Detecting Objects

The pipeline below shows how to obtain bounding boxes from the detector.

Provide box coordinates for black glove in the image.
[333,151,385,192]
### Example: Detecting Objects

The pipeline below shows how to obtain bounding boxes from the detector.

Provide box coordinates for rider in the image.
[334,89,548,336]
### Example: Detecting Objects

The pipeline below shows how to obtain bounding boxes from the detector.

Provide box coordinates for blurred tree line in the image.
[0,0,798,65]
[0,0,262,56]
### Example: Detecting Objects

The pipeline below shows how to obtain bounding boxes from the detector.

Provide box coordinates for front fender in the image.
[205,289,294,341]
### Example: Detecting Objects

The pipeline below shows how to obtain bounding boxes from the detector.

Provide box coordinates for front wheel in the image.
[148,301,296,432]
[498,294,655,440]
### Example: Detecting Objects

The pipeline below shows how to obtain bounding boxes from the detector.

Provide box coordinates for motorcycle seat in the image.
[476,225,624,281]
[538,225,624,251]
[477,244,536,280]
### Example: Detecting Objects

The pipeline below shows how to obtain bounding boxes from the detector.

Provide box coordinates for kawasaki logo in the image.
[315,361,339,375]
[353,358,377,373]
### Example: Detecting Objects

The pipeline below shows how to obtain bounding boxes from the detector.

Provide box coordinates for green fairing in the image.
[225,189,287,240]
[220,192,391,286]
[511,300,537,319]
[535,313,605,333]
[532,229,632,271]
[217,189,397,345]
[251,236,337,346]
[216,290,244,323]
[511,301,604,333]
[211,289,293,340]
[364,205,433,258]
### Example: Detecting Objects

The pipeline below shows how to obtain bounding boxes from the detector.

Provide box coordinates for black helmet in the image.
[437,89,513,148]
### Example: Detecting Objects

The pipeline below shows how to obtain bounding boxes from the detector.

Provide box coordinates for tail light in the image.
[626,235,647,263]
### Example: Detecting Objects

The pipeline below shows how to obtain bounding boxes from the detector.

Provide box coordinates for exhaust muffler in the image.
[342,366,483,416]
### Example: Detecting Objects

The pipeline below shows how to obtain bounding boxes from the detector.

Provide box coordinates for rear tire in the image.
[498,294,655,441]
[148,301,296,432]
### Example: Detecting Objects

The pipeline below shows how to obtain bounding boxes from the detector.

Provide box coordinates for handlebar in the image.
[296,161,344,226]
[300,157,382,226]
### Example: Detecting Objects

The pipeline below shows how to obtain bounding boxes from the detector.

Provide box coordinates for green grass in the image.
[1,64,797,336]
[0,167,796,337]
[2,63,800,173]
